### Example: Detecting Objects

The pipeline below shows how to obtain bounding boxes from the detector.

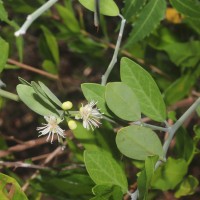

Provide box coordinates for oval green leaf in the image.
[116,125,164,160]
[84,150,128,193]
[120,57,166,122]
[79,0,119,16]
[16,84,59,117]
[0,173,28,200]
[105,82,141,121]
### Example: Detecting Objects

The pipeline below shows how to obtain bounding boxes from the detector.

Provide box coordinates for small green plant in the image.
[0,0,200,199]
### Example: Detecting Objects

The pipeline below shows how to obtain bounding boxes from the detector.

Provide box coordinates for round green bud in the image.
[68,120,77,130]
[61,101,73,110]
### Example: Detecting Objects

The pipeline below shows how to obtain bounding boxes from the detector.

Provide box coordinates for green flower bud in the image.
[61,101,73,110]
[68,120,77,130]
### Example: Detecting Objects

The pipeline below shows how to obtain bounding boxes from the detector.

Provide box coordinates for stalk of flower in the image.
[0,79,6,88]
[75,101,103,130]
[37,115,65,143]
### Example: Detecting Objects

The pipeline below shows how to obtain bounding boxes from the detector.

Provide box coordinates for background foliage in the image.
[0,0,200,199]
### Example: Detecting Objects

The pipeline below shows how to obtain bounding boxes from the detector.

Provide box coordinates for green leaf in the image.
[120,57,166,122]
[0,0,8,21]
[124,0,166,46]
[84,150,128,193]
[145,156,159,184]
[138,156,159,200]
[105,82,141,121]
[73,120,119,157]
[42,60,58,75]
[151,157,188,190]
[162,41,200,68]
[184,17,200,34]
[18,77,31,86]
[16,84,59,117]
[31,81,60,111]
[164,73,196,105]
[38,81,62,107]
[170,0,200,19]
[91,184,123,200]
[95,121,121,157]
[55,4,80,33]
[174,128,195,164]
[32,169,94,198]
[0,37,9,73]
[79,0,119,16]
[175,175,199,198]
[72,122,101,151]
[193,125,200,139]
[122,0,147,22]
[116,125,164,160]
[0,3,23,62]
[81,83,112,117]
[0,173,28,200]
[148,25,178,50]
[31,81,48,98]
[40,25,60,65]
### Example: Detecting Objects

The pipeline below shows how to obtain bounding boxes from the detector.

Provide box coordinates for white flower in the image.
[75,101,103,130]
[37,116,65,143]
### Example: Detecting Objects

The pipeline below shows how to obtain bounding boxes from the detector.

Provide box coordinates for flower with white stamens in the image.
[37,116,65,143]
[75,101,103,130]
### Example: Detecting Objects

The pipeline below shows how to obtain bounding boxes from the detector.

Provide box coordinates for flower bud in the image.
[61,101,73,110]
[68,120,77,130]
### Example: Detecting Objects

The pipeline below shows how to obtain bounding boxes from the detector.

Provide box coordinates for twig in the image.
[192,90,200,97]
[101,14,126,85]
[7,59,58,80]
[80,30,170,79]
[94,0,100,28]
[61,164,85,171]
[162,97,200,159]
[0,89,19,101]
[168,97,195,110]
[22,143,66,191]
[15,0,58,36]
[30,151,64,162]
[0,134,24,144]
[0,161,49,170]
[132,121,169,132]
[0,137,57,158]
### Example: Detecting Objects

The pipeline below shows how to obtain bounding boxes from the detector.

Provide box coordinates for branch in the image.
[131,97,200,199]
[15,0,58,37]
[7,59,59,80]
[162,97,200,158]
[101,14,126,85]
[22,143,66,191]
[0,89,19,101]
[0,161,49,170]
